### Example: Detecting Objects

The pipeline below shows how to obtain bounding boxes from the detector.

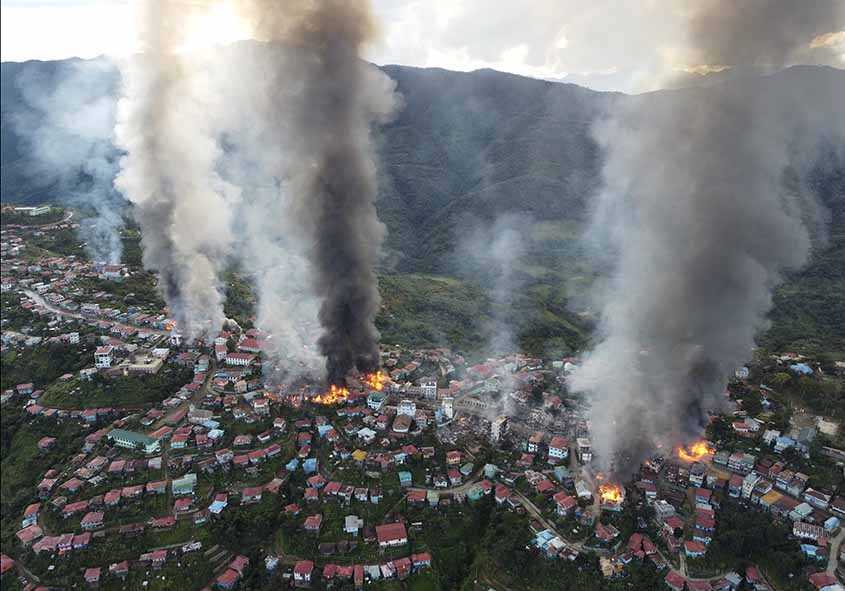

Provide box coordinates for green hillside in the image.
[2,54,843,356]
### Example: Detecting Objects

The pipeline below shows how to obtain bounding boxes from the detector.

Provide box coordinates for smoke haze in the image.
[570,0,845,475]
[237,0,398,384]
[11,59,125,264]
[114,0,237,340]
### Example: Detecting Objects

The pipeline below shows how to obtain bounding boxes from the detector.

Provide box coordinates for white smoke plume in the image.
[11,58,125,264]
[455,214,530,418]
[114,0,237,340]
[571,0,845,476]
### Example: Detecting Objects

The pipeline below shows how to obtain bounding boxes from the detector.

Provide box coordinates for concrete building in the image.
[107,429,160,454]
[441,397,454,420]
[491,415,509,443]
[420,381,437,400]
[577,438,592,463]
[95,346,114,369]
[398,399,416,417]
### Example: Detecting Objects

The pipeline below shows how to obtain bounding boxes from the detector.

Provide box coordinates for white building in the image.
[742,473,760,499]
[420,381,437,400]
[548,436,569,461]
[491,415,509,443]
[225,352,254,367]
[367,392,385,411]
[576,438,592,463]
[344,515,364,535]
[169,331,182,347]
[398,399,416,417]
[95,345,114,369]
[441,397,454,420]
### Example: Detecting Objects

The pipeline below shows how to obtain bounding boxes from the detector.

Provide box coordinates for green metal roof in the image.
[108,428,156,447]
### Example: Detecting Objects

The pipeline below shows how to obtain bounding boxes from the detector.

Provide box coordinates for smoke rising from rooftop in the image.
[570,0,845,475]
[237,0,399,385]
[114,0,237,340]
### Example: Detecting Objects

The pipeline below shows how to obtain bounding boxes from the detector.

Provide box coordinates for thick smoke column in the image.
[571,0,845,475]
[114,0,236,339]
[238,0,398,384]
[11,59,125,264]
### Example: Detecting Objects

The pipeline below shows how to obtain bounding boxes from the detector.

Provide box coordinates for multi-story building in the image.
[491,416,509,443]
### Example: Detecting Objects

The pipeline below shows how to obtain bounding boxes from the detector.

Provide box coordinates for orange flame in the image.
[599,483,624,504]
[677,440,715,462]
[313,384,350,405]
[364,370,388,391]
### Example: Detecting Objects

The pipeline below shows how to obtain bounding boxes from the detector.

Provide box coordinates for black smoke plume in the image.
[238,0,398,384]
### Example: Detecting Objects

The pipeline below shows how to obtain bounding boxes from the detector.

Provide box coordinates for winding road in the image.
[23,289,171,337]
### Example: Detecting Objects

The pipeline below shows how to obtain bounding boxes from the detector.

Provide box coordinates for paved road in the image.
[9,210,74,229]
[23,289,170,337]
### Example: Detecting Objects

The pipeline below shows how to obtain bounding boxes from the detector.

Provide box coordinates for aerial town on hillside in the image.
[2,209,844,591]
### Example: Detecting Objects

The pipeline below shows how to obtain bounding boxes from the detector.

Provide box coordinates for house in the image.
[241,487,263,504]
[141,549,168,569]
[225,352,255,367]
[684,540,707,558]
[344,515,364,535]
[411,552,432,571]
[22,502,40,528]
[576,438,592,463]
[172,473,198,496]
[742,473,761,499]
[304,514,323,533]
[548,436,569,462]
[109,560,129,579]
[80,511,104,530]
[95,346,113,368]
[793,521,825,542]
[727,452,756,474]
[398,399,416,417]
[107,429,160,454]
[376,522,408,547]
[84,567,101,586]
[553,491,576,516]
[526,431,544,453]
[215,569,240,590]
[15,524,43,547]
[808,573,839,591]
[803,488,832,510]
[293,560,314,588]
[594,522,620,543]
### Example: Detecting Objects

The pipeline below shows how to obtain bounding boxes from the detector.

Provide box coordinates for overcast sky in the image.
[2,0,843,93]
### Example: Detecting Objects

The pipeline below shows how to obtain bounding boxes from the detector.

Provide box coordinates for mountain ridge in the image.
[2,53,843,356]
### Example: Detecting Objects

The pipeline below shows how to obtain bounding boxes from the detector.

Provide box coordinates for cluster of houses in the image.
[290,551,432,588]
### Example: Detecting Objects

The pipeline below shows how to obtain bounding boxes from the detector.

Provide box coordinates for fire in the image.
[677,440,715,462]
[599,483,624,505]
[313,384,350,405]
[364,370,388,391]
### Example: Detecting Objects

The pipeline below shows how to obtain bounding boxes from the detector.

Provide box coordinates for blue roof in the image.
[303,458,318,473]
[789,363,813,375]
[286,459,300,471]
[398,471,412,483]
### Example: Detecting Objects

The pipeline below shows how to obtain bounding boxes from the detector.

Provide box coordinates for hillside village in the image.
[2,210,845,591]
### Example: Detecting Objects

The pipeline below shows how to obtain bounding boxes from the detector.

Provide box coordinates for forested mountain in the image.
[2,52,842,356]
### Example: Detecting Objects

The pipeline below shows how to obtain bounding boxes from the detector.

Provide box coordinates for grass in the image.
[40,367,193,409]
